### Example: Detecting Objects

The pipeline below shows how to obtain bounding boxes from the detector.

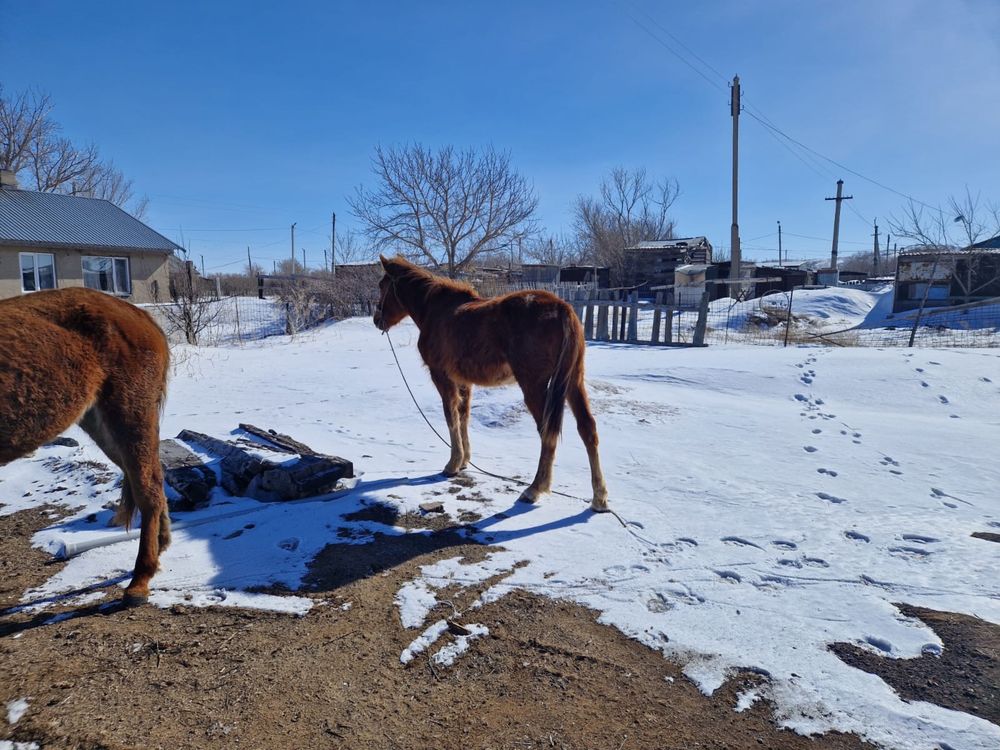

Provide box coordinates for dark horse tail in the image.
[541,303,584,442]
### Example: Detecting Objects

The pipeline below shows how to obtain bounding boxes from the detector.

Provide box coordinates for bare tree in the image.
[0,85,148,218]
[0,86,55,173]
[522,234,583,266]
[333,227,374,268]
[889,189,1000,303]
[350,144,537,277]
[161,261,224,345]
[574,167,679,285]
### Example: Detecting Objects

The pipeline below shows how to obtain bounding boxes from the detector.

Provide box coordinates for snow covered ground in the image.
[2,318,999,749]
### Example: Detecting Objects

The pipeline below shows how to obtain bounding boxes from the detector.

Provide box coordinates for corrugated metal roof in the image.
[0,188,181,252]
[626,237,709,251]
[971,234,1000,250]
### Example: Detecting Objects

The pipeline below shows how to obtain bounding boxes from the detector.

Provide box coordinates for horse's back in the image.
[0,289,168,463]
[1,287,167,355]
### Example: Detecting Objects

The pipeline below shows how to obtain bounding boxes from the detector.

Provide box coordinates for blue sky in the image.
[2,0,998,272]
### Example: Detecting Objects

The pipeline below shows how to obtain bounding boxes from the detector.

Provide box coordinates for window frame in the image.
[82,255,132,296]
[19,251,57,293]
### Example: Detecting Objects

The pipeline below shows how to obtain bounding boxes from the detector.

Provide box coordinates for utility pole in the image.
[331,212,337,276]
[872,219,881,276]
[301,248,306,270]
[200,254,205,276]
[729,74,741,298]
[247,246,252,275]
[324,248,328,273]
[290,222,297,270]
[825,179,853,276]
[777,220,783,265]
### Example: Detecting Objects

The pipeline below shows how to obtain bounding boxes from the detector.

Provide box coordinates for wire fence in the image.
[698,291,1000,348]
[144,274,1000,350]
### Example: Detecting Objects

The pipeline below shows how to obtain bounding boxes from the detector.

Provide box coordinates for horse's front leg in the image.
[429,369,465,476]
[457,384,473,470]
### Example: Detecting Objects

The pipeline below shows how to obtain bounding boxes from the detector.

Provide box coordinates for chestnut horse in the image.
[374,255,609,512]
[0,288,171,606]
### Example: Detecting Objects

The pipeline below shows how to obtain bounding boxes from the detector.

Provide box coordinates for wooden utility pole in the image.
[729,75,741,298]
[331,211,337,276]
[200,254,206,276]
[825,179,852,274]
[777,220,783,265]
[290,222,297,268]
[872,219,881,276]
[247,246,252,274]
[301,248,306,270]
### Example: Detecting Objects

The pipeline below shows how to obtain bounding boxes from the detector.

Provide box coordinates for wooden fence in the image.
[556,288,711,347]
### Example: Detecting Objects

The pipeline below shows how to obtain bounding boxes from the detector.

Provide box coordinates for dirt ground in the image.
[2,504,997,750]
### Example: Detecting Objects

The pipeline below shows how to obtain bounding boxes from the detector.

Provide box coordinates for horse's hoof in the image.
[518,489,538,504]
[590,501,611,513]
[122,592,148,608]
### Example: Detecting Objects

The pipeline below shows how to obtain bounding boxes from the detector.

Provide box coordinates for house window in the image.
[20,252,57,292]
[82,256,131,295]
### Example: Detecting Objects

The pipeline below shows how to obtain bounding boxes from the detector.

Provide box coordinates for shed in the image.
[559,265,610,288]
[892,246,1000,313]
[623,237,713,293]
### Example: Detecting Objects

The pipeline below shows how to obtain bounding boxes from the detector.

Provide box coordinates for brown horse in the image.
[374,255,609,512]
[0,288,171,606]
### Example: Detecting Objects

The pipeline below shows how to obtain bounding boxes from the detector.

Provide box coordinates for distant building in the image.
[0,170,179,303]
[892,242,1000,313]
[753,265,812,297]
[559,265,610,288]
[623,237,712,292]
[520,263,560,285]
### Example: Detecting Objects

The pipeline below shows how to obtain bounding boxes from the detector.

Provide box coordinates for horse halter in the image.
[375,274,400,334]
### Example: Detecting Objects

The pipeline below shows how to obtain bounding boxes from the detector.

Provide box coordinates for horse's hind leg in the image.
[84,400,168,606]
[567,383,609,512]
[517,380,558,504]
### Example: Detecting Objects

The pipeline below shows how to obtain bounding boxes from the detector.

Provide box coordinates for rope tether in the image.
[383,329,653,538]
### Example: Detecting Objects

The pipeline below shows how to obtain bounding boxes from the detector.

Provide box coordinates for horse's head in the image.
[374,255,409,331]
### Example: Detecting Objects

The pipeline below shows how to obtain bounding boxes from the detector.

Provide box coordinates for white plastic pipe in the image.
[56,476,361,559]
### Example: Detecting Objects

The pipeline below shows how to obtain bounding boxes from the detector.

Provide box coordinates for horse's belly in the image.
[454,360,515,387]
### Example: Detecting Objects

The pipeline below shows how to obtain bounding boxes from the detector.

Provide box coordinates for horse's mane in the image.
[386,256,481,303]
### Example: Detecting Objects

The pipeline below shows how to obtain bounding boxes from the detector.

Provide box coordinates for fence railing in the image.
[145,280,1000,350]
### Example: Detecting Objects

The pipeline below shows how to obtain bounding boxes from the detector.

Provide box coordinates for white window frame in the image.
[82,255,132,296]
[19,252,57,293]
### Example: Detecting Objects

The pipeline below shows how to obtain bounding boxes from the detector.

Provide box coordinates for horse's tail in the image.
[541,303,584,443]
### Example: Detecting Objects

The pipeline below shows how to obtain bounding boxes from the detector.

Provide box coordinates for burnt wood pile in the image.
[160,423,353,509]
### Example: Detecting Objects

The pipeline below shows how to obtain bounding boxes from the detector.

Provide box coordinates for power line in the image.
[614,1,726,93]
[614,3,941,214]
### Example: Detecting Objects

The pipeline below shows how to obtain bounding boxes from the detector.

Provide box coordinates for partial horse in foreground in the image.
[0,288,171,606]
[374,255,609,512]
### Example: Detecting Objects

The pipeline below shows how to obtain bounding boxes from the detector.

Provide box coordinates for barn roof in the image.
[0,188,181,253]
[625,236,710,251]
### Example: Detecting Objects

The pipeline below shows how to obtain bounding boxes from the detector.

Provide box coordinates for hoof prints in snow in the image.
[864,635,893,653]
[816,491,847,503]
[845,530,870,543]
[721,536,764,550]
[888,545,932,559]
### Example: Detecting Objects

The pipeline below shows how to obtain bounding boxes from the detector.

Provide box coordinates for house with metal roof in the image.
[0,170,180,304]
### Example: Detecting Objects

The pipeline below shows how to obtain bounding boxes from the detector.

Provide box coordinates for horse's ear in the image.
[379,254,390,270]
